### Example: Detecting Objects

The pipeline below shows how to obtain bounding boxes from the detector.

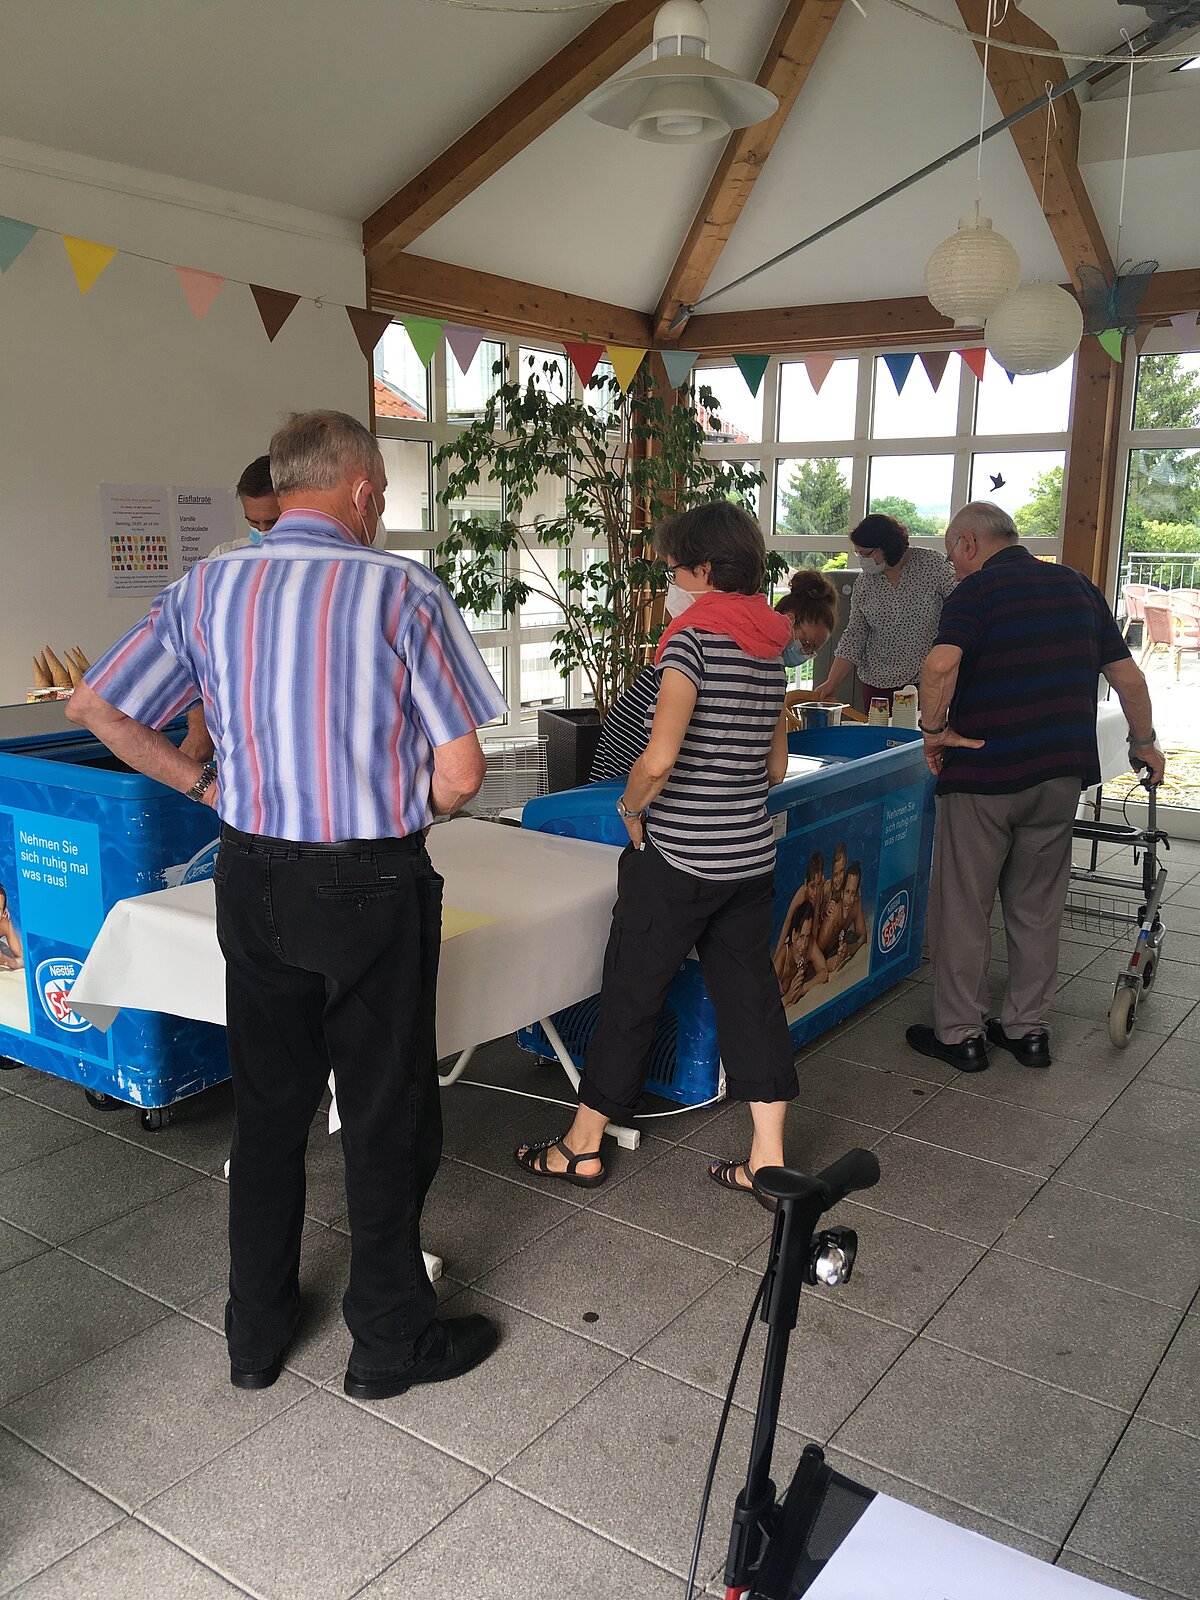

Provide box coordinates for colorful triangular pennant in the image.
[918,351,951,390]
[0,216,37,273]
[659,349,699,390]
[62,235,117,295]
[1133,322,1157,354]
[959,347,988,382]
[444,325,486,374]
[173,265,224,320]
[401,316,445,369]
[733,353,770,398]
[250,284,301,342]
[346,307,393,360]
[1003,368,1017,384]
[883,352,916,394]
[607,345,648,394]
[803,353,836,394]
[563,340,606,387]
[1097,327,1125,363]
[1170,311,1199,351]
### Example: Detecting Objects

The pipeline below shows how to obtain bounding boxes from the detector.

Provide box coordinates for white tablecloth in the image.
[70,820,620,1058]
[1096,699,1132,784]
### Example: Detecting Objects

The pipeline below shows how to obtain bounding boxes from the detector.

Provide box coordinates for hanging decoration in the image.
[882,352,916,394]
[400,316,446,368]
[606,345,648,393]
[444,325,487,374]
[659,349,700,389]
[959,348,988,382]
[250,285,301,342]
[1134,323,1157,354]
[62,236,118,295]
[1171,312,1199,350]
[733,353,769,398]
[346,307,394,360]
[803,353,837,394]
[0,216,37,272]
[918,351,951,390]
[173,266,224,321]
[984,281,1084,376]
[562,340,607,387]
[924,213,1020,331]
[1097,328,1126,363]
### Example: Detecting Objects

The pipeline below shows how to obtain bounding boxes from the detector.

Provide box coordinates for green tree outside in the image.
[867,494,945,539]
[1013,466,1063,539]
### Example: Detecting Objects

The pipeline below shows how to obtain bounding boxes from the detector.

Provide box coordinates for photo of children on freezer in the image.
[774,839,874,1023]
[0,878,31,1034]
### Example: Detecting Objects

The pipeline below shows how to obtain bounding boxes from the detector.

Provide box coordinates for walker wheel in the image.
[1140,955,1157,993]
[140,1107,170,1132]
[1108,987,1136,1048]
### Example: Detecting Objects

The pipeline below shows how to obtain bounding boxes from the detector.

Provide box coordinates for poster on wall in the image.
[170,485,236,573]
[772,780,926,1034]
[100,483,173,597]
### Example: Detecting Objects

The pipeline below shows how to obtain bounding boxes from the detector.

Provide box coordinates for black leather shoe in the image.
[230,1352,285,1390]
[986,1018,1051,1068]
[343,1314,499,1401]
[905,1024,989,1072]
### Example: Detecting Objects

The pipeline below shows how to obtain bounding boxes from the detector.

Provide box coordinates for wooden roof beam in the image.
[653,0,846,342]
[363,0,660,273]
[954,1,1112,280]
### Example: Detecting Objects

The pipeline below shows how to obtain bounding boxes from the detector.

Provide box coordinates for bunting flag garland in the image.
[563,340,606,387]
[173,265,224,321]
[1097,328,1125,363]
[733,353,770,398]
[444,325,486,374]
[346,307,393,360]
[959,347,988,382]
[607,345,648,394]
[401,316,446,369]
[918,350,951,390]
[659,349,699,390]
[1171,311,1199,351]
[0,216,37,272]
[1133,322,1156,354]
[803,353,836,394]
[62,236,117,295]
[1003,368,1017,384]
[250,285,301,342]
[882,352,915,394]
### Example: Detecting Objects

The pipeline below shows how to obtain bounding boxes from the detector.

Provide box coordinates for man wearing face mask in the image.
[68,410,508,1400]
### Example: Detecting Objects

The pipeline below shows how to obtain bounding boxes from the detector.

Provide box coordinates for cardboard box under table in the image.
[518,726,936,1104]
[0,705,226,1125]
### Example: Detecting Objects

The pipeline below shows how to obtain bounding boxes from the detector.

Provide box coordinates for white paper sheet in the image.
[100,483,173,597]
[806,1494,1133,1600]
[170,485,237,573]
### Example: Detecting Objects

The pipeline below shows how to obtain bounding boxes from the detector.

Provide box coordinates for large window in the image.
[377,328,1076,727]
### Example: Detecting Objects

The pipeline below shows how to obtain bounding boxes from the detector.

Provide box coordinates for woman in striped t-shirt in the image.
[517,503,800,1203]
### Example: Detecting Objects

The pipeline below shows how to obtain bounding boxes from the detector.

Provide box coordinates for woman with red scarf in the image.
[517,503,799,1204]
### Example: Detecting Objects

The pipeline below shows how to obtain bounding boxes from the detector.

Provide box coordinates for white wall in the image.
[0,139,369,704]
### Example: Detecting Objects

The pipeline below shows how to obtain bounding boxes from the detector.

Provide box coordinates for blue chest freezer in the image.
[517,726,936,1105]
[0,704,228,1123]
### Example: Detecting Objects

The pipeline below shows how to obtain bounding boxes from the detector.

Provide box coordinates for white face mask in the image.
[665,581,697,618]
[354,482,387,550]
[859,553,888,577]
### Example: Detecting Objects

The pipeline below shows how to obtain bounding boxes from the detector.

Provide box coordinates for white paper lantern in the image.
[984,282,1084,375]
[924,216,1021,330]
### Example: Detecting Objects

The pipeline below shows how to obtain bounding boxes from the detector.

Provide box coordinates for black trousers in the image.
[580,840,798,1121]
[214,825,443,1379]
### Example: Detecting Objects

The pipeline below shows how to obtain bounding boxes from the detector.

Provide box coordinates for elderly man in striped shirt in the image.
[69,410,508,1400]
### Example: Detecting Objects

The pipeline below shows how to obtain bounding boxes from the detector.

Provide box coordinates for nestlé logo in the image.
[877,890,909,955]
[35,957,91,1033]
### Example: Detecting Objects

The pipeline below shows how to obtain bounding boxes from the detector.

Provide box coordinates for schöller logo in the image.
[877,890,909,955]
[35,957,91,1032]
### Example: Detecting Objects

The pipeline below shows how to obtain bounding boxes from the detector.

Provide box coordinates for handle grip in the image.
[815,1148,880,1209]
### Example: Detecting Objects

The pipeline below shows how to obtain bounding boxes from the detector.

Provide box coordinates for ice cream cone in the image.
[44,648,71,689]
[32,654,50,689]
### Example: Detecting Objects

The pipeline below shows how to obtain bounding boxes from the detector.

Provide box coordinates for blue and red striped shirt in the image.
[87,510,508,841]
[933,544,1130,795]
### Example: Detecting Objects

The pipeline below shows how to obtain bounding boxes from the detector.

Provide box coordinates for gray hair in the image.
[949,500,1018,544]
[269,410,381,497]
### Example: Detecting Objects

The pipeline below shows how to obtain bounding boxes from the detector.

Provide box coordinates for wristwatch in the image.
[616,797,647,821]
[918,716,948,736]
[186,763,217,804]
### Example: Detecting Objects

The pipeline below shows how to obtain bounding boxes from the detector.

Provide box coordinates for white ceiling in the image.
[1,0,1195,314]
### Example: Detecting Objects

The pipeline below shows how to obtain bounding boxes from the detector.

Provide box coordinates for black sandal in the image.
[708,1157,775,1212]
[515,1136,607,1189]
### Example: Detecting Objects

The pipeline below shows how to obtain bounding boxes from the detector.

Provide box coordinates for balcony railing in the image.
[1121,552,1200,595]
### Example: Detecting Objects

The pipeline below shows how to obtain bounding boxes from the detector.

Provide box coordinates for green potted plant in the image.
[433,354,771,789]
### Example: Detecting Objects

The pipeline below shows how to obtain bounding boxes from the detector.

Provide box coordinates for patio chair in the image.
[1141,595,1200,680]
[1122,583,1151,638]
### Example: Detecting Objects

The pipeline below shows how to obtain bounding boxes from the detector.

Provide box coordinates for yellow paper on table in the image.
[441,907,498,942]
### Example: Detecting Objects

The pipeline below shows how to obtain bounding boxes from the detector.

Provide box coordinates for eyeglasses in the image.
[662,564,685,581]
[792,634,821,657]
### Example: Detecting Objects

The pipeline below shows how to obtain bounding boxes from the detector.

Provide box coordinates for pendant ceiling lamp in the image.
[985,281,1084,374]
[924,212,1020,330]
[582,0,779,144]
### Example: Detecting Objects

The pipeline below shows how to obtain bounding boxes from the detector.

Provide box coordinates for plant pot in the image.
[538,707,602,793]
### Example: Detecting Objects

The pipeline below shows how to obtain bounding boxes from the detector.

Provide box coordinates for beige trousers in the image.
[930,778,1080,1044]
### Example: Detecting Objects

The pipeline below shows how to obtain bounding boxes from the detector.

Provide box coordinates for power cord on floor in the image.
[454,1076,725,1118]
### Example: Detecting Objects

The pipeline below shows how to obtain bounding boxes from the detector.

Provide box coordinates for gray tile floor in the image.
[2,836,1199,1600]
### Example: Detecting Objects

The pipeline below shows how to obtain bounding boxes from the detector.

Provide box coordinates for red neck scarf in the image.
[655,590,793,665]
